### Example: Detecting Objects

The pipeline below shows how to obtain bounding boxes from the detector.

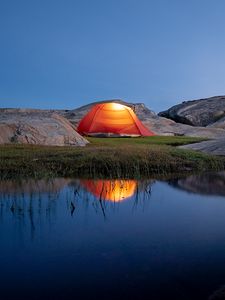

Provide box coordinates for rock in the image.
[159,96,225,127]
[179,139,225,156]
[208,115,225,129]
[2,98,225,148]
[0,109,88,146]
[57,99,157,128]
[142,117,225,138]
[58,100,225,138]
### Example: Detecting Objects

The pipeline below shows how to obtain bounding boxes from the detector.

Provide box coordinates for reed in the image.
[0,136,224,179]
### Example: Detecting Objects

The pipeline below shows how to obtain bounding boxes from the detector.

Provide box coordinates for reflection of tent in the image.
[77,103,154,137]
[81,179,137,202]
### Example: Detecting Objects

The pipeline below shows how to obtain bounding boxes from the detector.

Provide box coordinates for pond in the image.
[0,173,225,300]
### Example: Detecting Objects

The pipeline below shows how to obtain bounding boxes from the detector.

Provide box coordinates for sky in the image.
[1,0,225,112]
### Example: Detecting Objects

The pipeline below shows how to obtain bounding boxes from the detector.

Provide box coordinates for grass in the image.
[0,136,224,180]
[86,136,207,146]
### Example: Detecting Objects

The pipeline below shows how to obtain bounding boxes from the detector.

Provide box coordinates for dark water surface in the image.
[0,173,225,300]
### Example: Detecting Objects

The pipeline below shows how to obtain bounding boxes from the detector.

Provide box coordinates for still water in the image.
[0,173,225,300]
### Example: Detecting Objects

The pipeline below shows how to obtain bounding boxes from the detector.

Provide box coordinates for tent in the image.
[77,102,155,137]
[80,179,137,202]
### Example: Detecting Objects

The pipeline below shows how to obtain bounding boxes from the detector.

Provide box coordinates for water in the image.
[0,173,225,300]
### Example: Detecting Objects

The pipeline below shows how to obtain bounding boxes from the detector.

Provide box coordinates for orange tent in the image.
[80,179,137,202]
[77,102,155,137]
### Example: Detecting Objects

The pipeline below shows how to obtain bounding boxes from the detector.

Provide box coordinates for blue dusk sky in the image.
[0,0,225,112]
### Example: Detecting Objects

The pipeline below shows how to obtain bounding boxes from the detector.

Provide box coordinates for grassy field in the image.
[0,136,224,180]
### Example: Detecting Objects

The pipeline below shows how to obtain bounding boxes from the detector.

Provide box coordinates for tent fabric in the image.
[77,103,155,137]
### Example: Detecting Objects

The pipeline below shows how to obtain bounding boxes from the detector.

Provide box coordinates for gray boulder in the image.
[159,96,225,127]
[0,109,88,146]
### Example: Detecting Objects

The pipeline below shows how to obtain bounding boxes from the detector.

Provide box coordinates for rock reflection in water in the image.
[0,178,153,239]
[170,172,225,196]
[0,178,74,240]
[1,174,225,299]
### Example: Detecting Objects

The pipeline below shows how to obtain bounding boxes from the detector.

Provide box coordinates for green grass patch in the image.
[0,136,224,180]
[86,136,207,147]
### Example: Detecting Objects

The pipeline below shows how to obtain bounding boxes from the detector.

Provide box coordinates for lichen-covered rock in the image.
[0,109,88,146]
[159,96,225,127]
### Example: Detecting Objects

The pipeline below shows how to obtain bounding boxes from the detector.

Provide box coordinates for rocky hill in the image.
[0,109,88,146]
[57,99,157,128]
[58,99,225,139]
[159,95,225,127]
[158,96,225,154]
[1,97,225,152]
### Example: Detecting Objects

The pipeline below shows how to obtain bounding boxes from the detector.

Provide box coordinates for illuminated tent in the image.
[81,179,137,202]
[77,102,155,137]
